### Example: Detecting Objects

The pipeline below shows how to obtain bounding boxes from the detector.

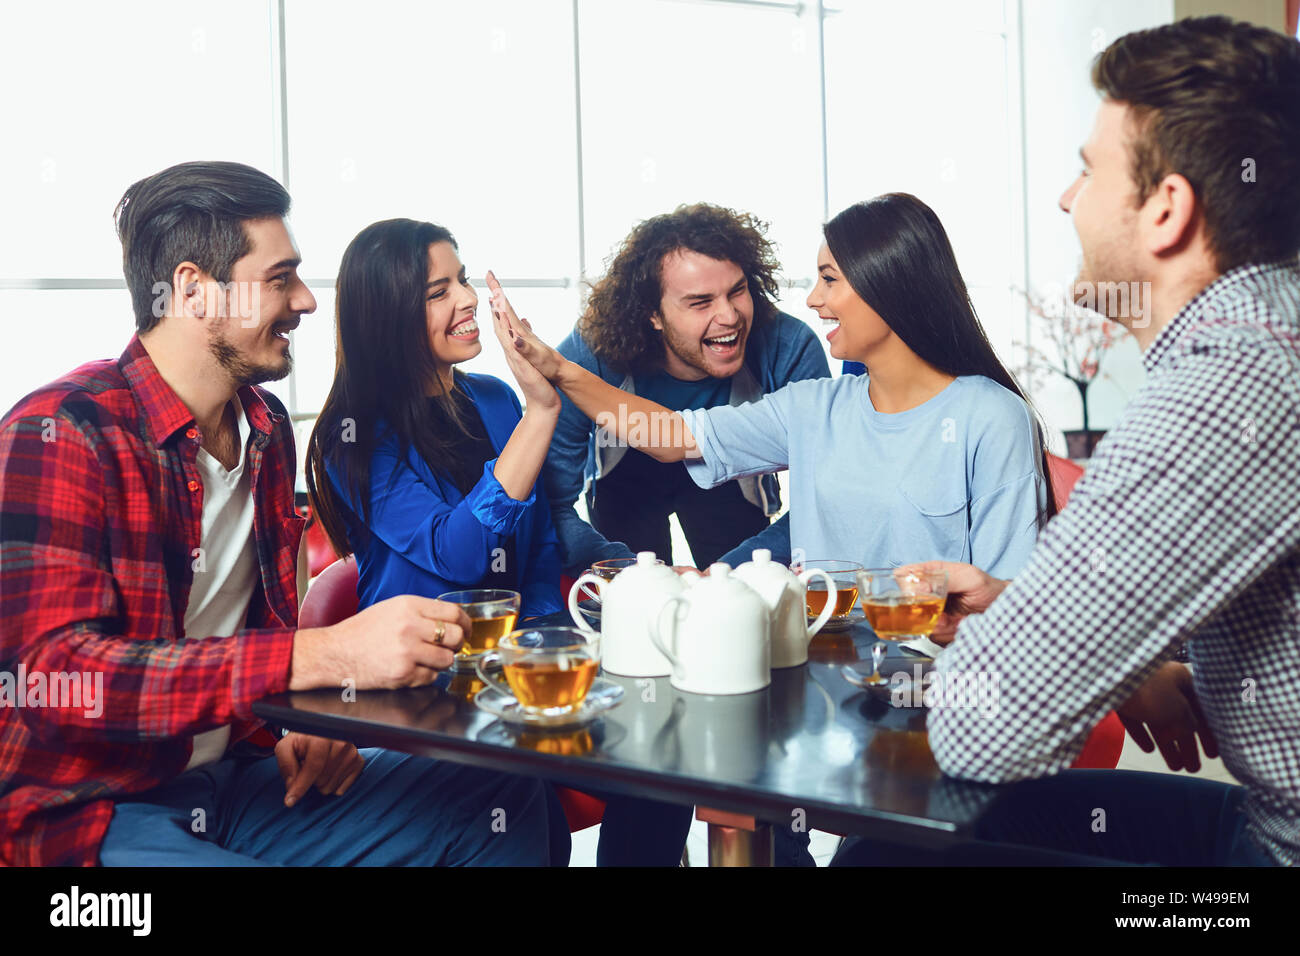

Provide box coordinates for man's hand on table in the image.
[1116,661,1219,772]
[276,732,366,807]
[289,595,471,691]
[897,560,1009,645]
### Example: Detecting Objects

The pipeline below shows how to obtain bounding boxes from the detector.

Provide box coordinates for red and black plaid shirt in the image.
[0,335,304,866]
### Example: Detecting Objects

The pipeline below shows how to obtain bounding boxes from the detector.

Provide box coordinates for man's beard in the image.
[1073,218,1142,322]
[208,320,291,388]
[659,321,745,378]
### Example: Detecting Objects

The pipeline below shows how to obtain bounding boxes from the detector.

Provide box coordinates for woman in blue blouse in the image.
[500,193,1058,578]
[306,218,691,866]
[306,220,562,618]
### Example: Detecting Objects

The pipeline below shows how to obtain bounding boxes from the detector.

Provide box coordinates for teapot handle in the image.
[798,568,836,638]
[650,596,687,678]
[567,573,604,633]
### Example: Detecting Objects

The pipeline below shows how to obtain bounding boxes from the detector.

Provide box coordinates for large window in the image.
[0,0,281,406]
[3,0,1027,430]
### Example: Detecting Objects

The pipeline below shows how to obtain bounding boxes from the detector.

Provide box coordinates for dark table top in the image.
[254,616,1003,845]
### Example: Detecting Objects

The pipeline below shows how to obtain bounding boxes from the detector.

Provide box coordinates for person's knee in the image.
[443,770,555,865]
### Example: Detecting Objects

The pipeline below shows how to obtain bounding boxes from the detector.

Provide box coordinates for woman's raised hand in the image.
[485,271,567,383]
[485,271,560,413]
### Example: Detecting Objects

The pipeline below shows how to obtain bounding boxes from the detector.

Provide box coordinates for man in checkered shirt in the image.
[838,17,1300,867]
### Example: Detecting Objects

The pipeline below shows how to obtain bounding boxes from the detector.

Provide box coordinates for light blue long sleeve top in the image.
[679,374,1046,579]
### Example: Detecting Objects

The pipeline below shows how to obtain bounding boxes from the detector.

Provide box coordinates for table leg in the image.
[697,806,774,867]
[707,821,774,866]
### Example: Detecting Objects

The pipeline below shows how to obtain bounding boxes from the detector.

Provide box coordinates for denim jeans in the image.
[99,748,557,866]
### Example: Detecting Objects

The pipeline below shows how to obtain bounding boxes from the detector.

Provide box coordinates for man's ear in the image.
[1142,172,1200,257]
[649,310,664,331]
[172,261,207,319]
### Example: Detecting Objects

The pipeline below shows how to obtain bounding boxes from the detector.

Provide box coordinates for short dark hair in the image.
[113,161,291,333]
[578,203,782,376]
[1092,16,1300,271]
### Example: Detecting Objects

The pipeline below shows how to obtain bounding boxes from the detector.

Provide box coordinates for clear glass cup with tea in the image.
[795,559,864,631]
[475,626,601,716]
[857,569,948,640]
[580,556,665,602]
[437,589,521,669]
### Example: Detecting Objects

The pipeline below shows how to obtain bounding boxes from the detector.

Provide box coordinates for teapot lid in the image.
[690,562,765,607]
[616,550,680,586]
[733,549,798,582]
[731,549,798,608]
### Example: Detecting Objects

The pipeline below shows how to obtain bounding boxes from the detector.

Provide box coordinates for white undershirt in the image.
[183,394,258,771]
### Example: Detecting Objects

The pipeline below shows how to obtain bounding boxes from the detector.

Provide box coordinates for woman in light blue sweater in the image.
[493,193,1057,579]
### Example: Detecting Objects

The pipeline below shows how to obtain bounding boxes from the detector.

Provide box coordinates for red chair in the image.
[303,515,337,580]
[1047,453,1125,770]
[300,558,607,833]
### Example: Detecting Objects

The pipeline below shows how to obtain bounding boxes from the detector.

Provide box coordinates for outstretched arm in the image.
[488,274,700,464]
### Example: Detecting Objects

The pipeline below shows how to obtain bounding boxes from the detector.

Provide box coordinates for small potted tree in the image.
[1014,286,1128,459]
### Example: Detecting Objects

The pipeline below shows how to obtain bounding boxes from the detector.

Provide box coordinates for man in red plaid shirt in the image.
[0,161,556,866]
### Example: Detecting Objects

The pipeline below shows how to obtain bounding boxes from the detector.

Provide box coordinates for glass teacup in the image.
[437,589,521,669]
[857,568,948,641]
[475,627,601,716]
[795,559,864,631]
[579,556,665,603]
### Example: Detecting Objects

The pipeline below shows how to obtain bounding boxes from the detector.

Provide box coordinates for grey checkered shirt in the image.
[928,259,1300,866]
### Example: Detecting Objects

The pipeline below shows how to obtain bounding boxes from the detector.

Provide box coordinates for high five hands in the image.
[485,271,567,383]
[485,271,561,413]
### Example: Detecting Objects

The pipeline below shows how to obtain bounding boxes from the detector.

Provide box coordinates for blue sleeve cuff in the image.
[464,459,535,534]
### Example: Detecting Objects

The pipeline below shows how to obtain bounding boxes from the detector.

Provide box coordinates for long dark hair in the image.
[825,193,1057,523]
[306,218,474,557]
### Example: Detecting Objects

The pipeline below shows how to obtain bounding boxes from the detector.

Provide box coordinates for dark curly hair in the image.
[579,203,783,376]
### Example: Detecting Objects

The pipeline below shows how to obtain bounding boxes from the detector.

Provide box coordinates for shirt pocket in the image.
[894,485,970,564]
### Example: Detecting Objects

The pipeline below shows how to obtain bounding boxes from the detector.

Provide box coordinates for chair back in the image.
[1047,452,1084,512]
[299,556,360,629]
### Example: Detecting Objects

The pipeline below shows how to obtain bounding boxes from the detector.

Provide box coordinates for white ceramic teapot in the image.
[568,551,682,676]
[732,549,835,668]
[650,563,770,695]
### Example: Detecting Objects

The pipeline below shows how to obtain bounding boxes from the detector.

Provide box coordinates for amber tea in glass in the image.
[437,589,521,664]
[797,559,864,630]
[857,569,948,640]
[475,626,601,716]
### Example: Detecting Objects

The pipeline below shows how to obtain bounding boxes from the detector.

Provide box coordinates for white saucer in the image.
[473,677,625,728]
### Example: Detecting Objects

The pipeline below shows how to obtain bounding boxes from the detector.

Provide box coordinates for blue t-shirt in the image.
[636,373,730,413]
[680,374,1045,578]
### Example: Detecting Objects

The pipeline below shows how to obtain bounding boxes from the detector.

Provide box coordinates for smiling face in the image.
[204,216,316,386]
[1059,99,1145,318]
[806,243,893,362]
[651,249,754,381]
[424,240,481,388]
